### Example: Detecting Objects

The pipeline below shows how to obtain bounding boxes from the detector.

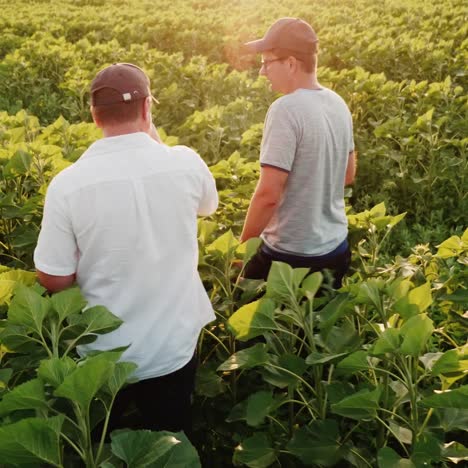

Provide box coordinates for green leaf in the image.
[399,314,434,356]
[420,385,468,409]
[300,271,323,300]
[286,421,342,466]
[407,282,432,313]
[54,352,121,410]
[436,408,468,432]
[228,299,276,341]
[411,434,442,466]
[0,417,63,466]
[0,378,47,416]
[239,237,262,265]
[246,391,276,427]
[8,284,51,333]
[37,357,77,388]
[431,349,468,376]
[331,386,382,420]
[233,433,276,468]
[206,229,238,255]
[102,361,138,398]
[372,329,401,355]
[51,287,87,324]
[306,351,349,365]
[261,354,307,389]
[336,351,370,373]
[195,363,227,397]
[377,447,416,467]
[266,262,309,304]
[217,343,269,371]
[68,305,123,337]
[442,441,468,464]
[111,430,200,467]
[318,294,350,338]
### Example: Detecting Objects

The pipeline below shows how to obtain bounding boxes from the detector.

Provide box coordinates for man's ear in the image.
[142,97,152,122]
[90,106,102,128]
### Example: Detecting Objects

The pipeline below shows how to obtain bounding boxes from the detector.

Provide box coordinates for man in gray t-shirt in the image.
[240,18,356,287]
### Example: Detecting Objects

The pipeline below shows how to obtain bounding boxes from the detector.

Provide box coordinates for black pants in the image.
[243,242,351,289]
[97,352,198,439]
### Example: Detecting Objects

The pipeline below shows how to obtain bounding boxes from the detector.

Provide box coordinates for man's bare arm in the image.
[36,270,76,294]
[345,150,356,186]
[240,166,289,242]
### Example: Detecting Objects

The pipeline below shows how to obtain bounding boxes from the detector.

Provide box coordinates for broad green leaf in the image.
[111,429,200,467]
[246,391,276,426]
[0,417,63,466]
[266,262,308,304]
[377,447,416,468]
[442,441,468,464]
[195,363,227,397]
[407,282,432,313]
[102,361,138,398]
[432,349,468,376]
[8,284,51,333]
[151,430,201,467]
[372,329,401,355]
[399,314,434,356]
[331,386,382,420]
[300,271,323,300]
[286,422,342,466]
[411,434,442,466]
[318,294,350,338]
[68,305,123,336]
[436,235,465,258]
[336,351,370,373]
[0,324,39,351]
[306,351,348,365]
[261,354,307,388]
[217,343,269,371]
[387,212,407,227]
[228,298,276,341]
[388,421,412,444]
[0,378,47,416]
[37,357,77,388]
[233,433,276,468]
[238,237,262,265]
[0,368,13,389]
[436,408,468,432]
[54,352,120,410]
[51,287,87,323]
[206,229,238,255]
[370,202,386,217]
[420,385,468,409]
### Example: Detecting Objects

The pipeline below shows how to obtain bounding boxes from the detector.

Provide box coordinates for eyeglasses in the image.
[260,57,285,69]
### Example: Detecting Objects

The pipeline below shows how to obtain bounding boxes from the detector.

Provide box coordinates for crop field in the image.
[0,0,467,466]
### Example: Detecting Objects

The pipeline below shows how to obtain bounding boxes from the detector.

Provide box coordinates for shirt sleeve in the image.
[196,155,218,216]
[260,100,297,172]
[34,178,78,276]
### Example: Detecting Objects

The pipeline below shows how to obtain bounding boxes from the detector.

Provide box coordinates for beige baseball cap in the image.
[244,18,318,55]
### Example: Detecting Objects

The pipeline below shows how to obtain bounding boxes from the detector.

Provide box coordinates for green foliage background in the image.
[0,0,467,467]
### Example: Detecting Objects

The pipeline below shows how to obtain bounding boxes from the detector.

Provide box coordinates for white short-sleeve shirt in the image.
[34,132,218,380]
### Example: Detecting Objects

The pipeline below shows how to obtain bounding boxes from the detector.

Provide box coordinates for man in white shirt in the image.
[241,18,356,287]
[34,63,218,435]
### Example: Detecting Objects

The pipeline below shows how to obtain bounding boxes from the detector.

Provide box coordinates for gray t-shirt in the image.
[260,87,354,256]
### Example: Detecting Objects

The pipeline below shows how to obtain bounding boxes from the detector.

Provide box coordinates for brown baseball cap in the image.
[244,18,318,55]
[90,63,159,106]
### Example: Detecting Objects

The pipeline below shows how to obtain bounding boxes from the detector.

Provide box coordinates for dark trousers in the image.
[97,352,198,440]
[243,241,351,289]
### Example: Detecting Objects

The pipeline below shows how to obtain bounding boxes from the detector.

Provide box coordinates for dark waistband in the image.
[261,238,349,263]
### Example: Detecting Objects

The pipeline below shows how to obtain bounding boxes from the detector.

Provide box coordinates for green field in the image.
[0,0,467,466]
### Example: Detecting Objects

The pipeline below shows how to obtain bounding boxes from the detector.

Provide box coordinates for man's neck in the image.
[287,72,321,94]
[101,123,147,138]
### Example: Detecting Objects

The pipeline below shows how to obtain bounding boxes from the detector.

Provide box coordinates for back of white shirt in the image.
[34,132,218,379]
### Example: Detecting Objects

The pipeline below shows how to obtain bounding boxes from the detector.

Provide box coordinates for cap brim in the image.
[243,39,270,54]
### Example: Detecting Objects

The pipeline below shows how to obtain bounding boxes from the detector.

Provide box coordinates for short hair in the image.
[272,44,319,73]
[91,88,145,126]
